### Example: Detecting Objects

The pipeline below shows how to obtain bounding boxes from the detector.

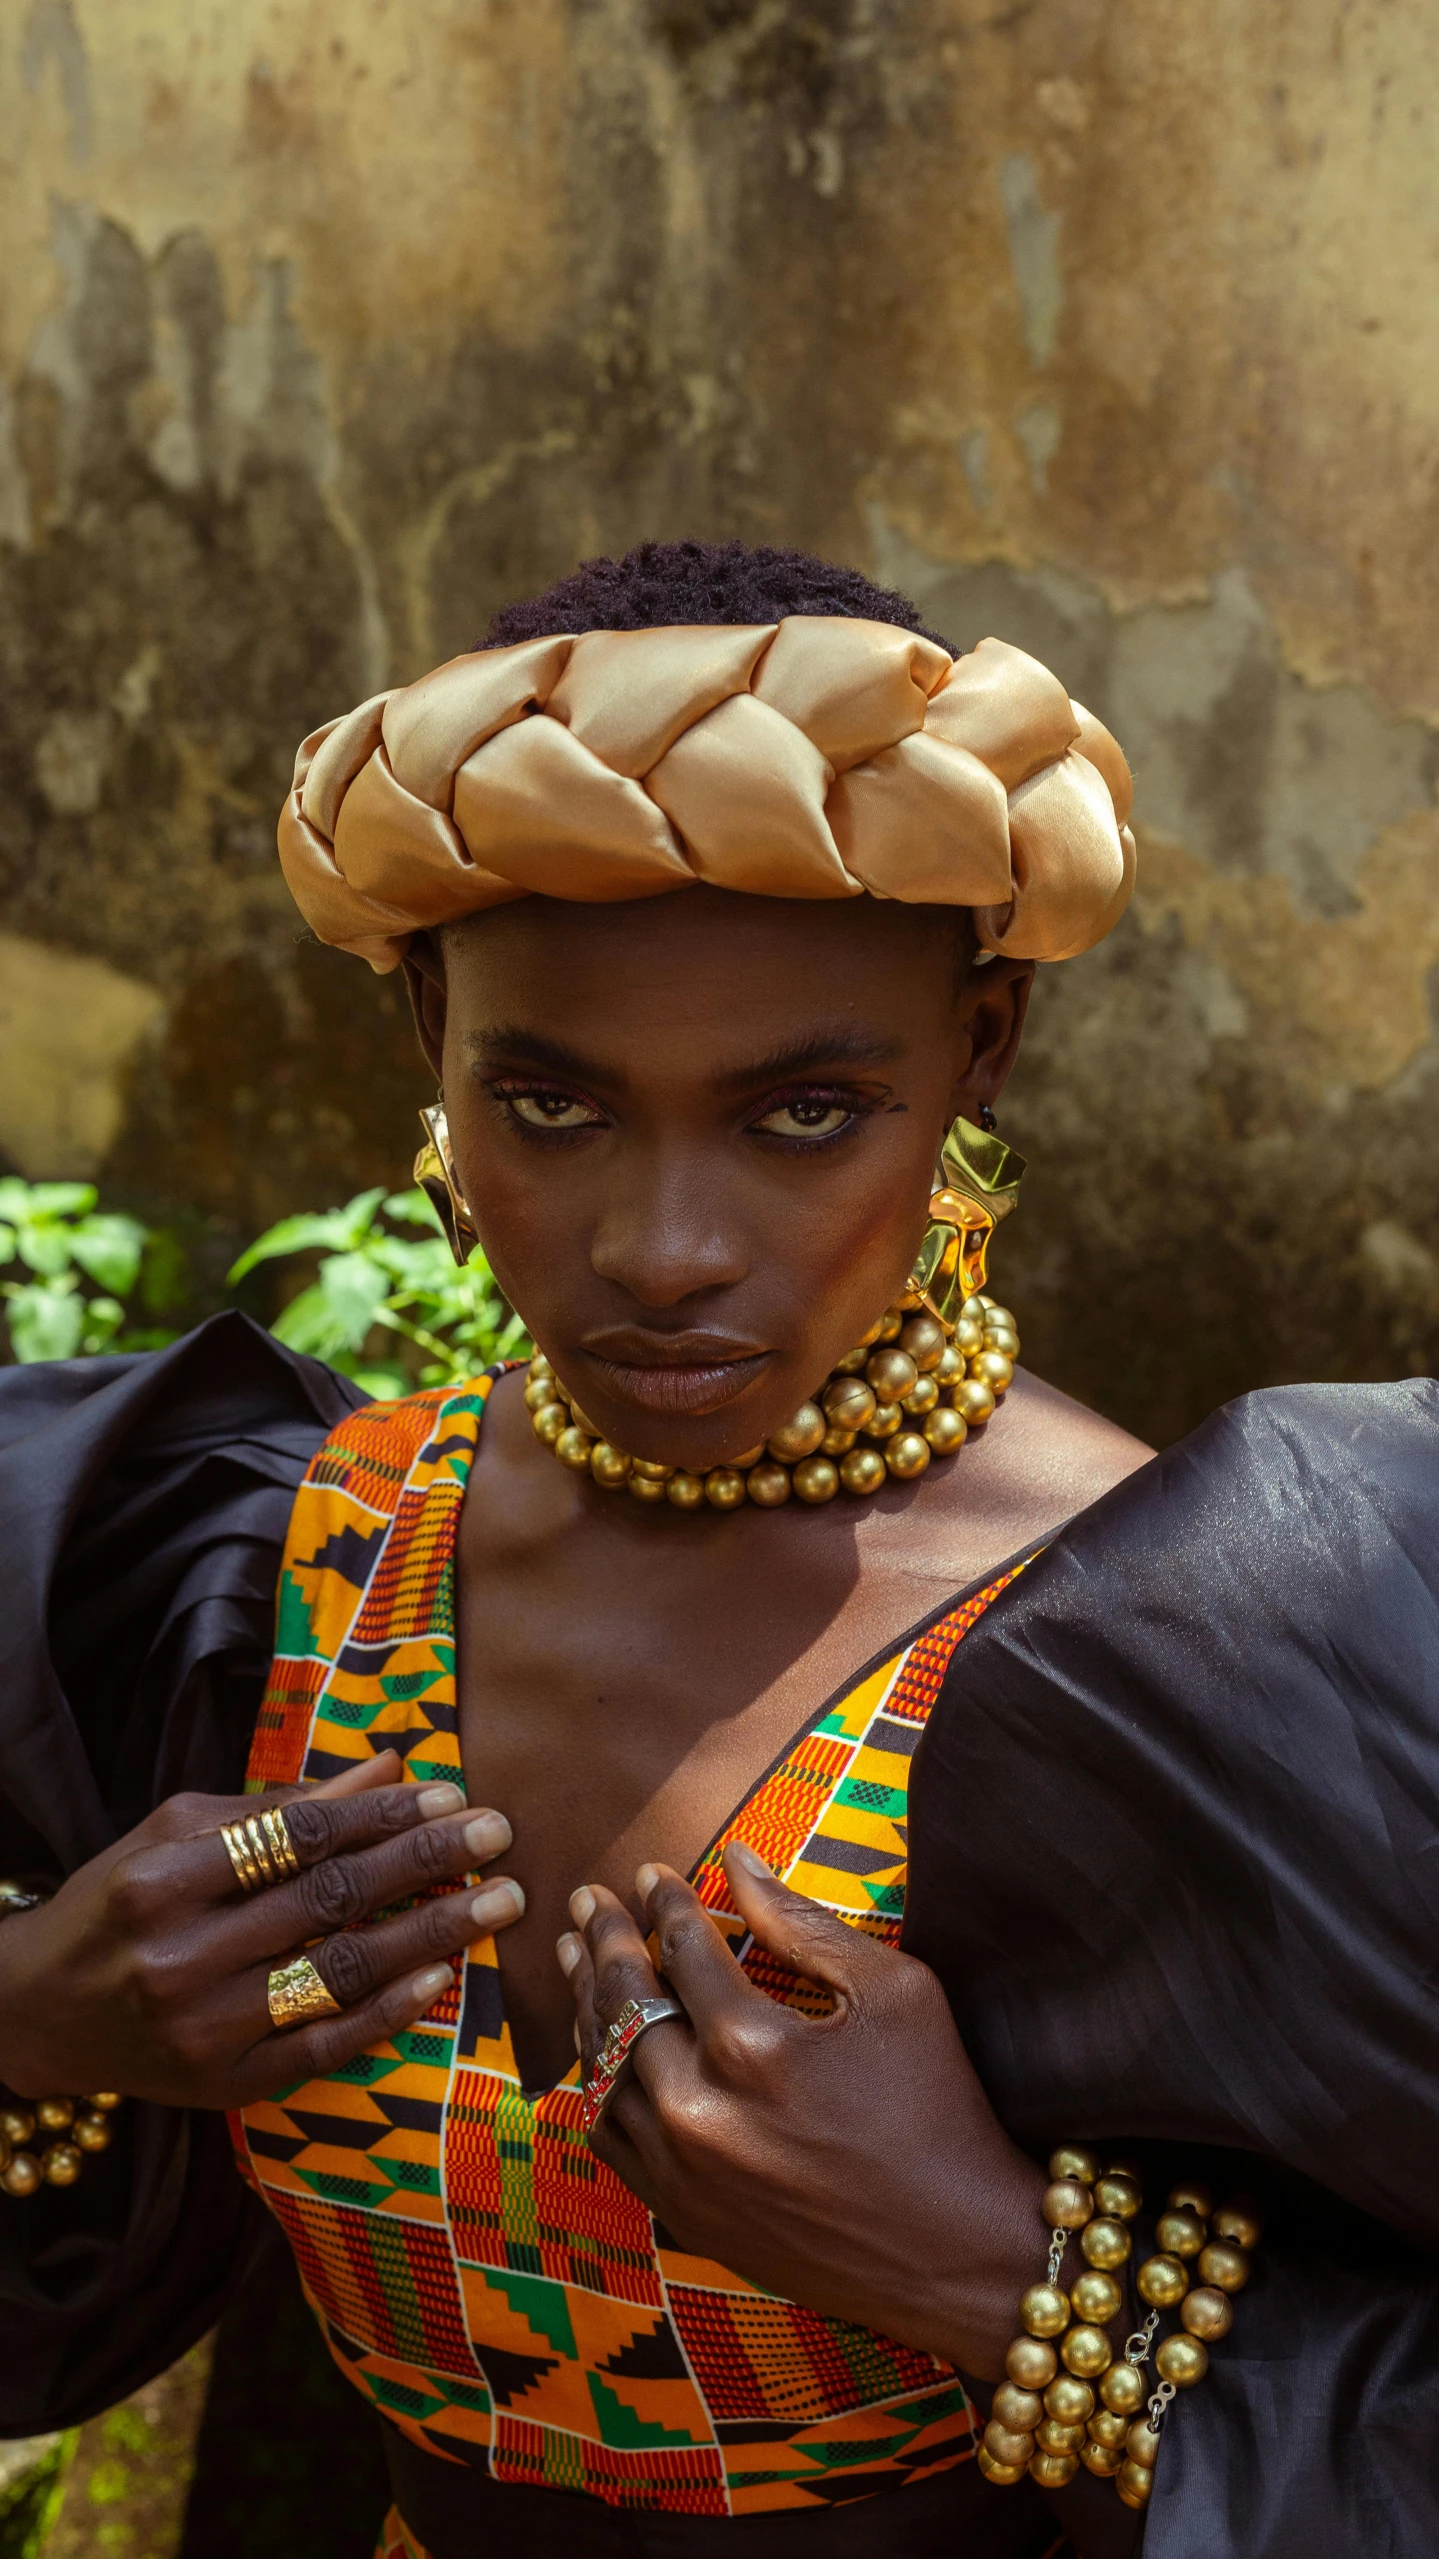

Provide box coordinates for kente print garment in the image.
[232,1378,1026,2529]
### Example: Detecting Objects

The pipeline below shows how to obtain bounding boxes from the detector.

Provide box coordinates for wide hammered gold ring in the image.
[267,1955,342,2029]
[221,1809,301,1894]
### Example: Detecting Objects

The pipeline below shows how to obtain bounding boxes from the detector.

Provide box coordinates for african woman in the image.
[1,542,1435,2559]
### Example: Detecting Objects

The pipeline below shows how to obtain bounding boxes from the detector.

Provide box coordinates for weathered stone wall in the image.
[2,0,1437,1439]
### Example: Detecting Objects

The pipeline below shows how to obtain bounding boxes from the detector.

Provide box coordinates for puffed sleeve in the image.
[907,1378,1439,2558]
[0,1313,364,2433]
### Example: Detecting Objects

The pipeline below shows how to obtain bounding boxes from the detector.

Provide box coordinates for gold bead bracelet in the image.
[526,1291,1020,1512]
[0,1880,125,2199]
[980,2145,1263,2509]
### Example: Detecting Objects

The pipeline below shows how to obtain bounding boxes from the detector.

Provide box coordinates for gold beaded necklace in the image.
[517,1115,1027,1514]
[0,1882,123,2199]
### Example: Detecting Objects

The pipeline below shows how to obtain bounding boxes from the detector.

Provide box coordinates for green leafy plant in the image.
[228,1187,530,1397]
[0,1181,181,1364]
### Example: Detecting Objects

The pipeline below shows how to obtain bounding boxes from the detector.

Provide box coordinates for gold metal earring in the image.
[908,1115,1025,1324]
[413,1103,479,1266]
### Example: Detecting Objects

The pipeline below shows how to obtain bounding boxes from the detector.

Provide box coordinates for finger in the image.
[230,1960,462,2107]
[230,1874,525,2039]
[557,1925,669,2190]
[295,1750,412,1801]
[197,1780,491,1907]
[632,1864,772,2035]
[720,1840,885,2006]
[557,1921,606,2075]
[571,1885,664,2037]
[225,1803,515,1963]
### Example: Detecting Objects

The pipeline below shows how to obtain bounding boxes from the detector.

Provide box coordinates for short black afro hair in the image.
[482,538,955,655]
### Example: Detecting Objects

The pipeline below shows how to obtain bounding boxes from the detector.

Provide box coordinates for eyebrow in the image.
[466,1024,902,1096]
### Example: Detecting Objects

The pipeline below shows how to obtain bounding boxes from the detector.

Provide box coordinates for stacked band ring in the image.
[221,1809,301,1894]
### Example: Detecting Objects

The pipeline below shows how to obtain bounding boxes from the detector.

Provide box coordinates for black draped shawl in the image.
[1,1322,1436,2557]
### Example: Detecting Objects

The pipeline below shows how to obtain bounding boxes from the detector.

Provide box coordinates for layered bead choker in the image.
[524,1289,1020,1512]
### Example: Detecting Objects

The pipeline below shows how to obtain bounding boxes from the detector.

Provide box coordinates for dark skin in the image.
[405,886,1149,2376]
[2,885,1147,2384]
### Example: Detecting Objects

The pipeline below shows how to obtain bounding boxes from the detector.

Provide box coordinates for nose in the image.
[588,1149,749,1309]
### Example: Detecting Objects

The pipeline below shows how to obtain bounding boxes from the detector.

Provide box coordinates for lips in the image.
[579,1333,773,1419]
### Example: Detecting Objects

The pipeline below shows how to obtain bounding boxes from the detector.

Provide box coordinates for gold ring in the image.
[220,1809,300,1894]
[267,1956,342,2029]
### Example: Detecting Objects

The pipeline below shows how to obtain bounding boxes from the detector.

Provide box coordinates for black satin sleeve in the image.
[905,1379,1439,2558]
[0,1314,364,2435]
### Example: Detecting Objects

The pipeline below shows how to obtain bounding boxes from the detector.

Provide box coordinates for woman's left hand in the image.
[558,1844,1045,2380]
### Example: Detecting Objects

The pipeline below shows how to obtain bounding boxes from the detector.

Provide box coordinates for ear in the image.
[402,934,448,1082]
[951,955,1034,1121]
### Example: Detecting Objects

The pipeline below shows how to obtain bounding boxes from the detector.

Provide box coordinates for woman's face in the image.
[408,890,1031,1473]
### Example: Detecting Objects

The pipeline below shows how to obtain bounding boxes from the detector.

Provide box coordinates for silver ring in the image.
[583,1994,686,2132]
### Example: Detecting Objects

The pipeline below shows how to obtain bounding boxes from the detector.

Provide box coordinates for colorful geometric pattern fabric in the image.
[232,1378,1028,2541]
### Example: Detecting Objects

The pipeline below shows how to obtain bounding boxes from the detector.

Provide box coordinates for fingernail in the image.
[570,1885,595,1927]
[730,1840,770,1877]
[470,1879,524,1925]
[412,1965,452,2002]
[464,1811,513,1858]
[417,1783,465,1818]
[635,1863,660,1900]
[556,1931,582,1975]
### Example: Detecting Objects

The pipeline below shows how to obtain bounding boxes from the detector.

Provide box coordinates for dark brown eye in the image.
[508,1092,603,1130]
[754,1098,851,1139]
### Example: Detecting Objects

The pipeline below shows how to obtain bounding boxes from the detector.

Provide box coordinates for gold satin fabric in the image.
[277,618,1136,971]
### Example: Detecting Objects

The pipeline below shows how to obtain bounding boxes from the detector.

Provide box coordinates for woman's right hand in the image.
[0,1751,520,2110]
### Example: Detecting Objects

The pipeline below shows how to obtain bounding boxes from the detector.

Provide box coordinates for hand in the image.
[558,1847,1045,2380]
[0,1752,523,2109]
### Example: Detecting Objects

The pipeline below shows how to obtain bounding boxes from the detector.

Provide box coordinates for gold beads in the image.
[1080,2216,1132,2269]
[1099,2362,1147,2417]
[992,2382,1043,2432]
[1087,2405,1130,2449]
[43,2143,82,2186]
[1155,2333,1209,2388]
[1020,2284,1070,2338]
[1036,2418,1086,2455]
[1042,2177,1094,2230]
[1180,2286,1234,2341]
[839,1448,887,1497]
[1212,2196,1264,2250]
[1093,2171,1141,2221]
[976,2448,1025,2487]
[1029,2450,1079,2488]
[1048,2145,1102,2185]
[1125,2418,1162,2470]
[983,2419,1034,2469]
[1136,2252,1189,2309]
[35,2097,74,2134]
[1197,2239,1251,2292]
[1070,2270,1122,2325]
[1081,2440,1125,2478]
[1117,2461,1154,2510]
[1,2151,42,2197]
[73,2111,113,2154]
[865,1345,918,1401]
[1060,2325,1112,2379]
[1043,2374,1094,2425]
[821,1377,875,1433]
[766,1404,827,1463]
[523,1277,1019,1515]
[1155,2207,1206,2258]
[1004,2335,1057,2391]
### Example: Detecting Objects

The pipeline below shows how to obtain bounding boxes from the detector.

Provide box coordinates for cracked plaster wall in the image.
[1,0,1437,1435]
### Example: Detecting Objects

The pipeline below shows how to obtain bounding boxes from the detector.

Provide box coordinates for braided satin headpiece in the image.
[277,618,1135,971]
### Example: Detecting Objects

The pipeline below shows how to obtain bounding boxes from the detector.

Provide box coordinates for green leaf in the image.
[4,1276,86,1361]
[318,1251,391,1344]
[348,1363,411,1400]
[13,1181,96,1216]
[269,1283,339,1356]
[227,1188,387,1282]
[15,1218,75,1278]
[79,1296,127,1353]
[0,1222,15,1268]
[383,1187,444,1230]
[68,1213,147,1295]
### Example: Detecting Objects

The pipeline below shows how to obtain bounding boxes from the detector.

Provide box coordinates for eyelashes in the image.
[485,1079,885,1149]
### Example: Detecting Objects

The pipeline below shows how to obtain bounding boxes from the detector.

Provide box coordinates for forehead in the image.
[443,888,962,1026]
